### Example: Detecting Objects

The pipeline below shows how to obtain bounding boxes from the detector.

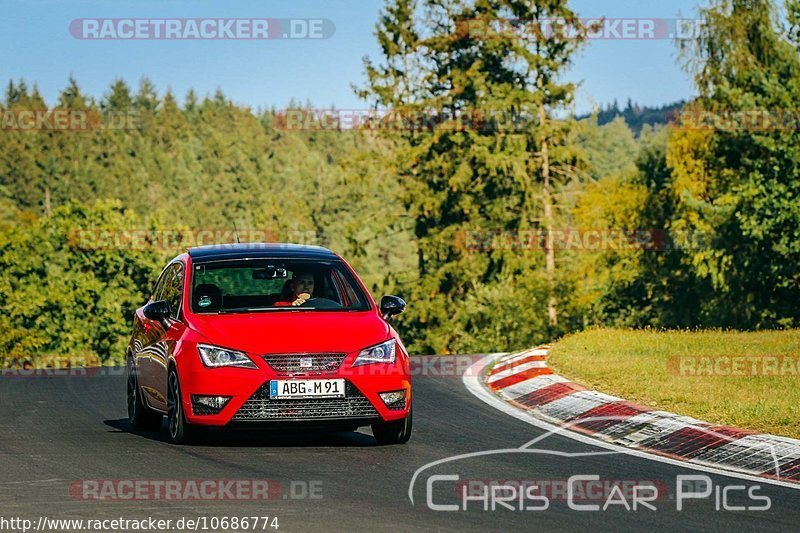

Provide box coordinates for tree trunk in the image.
[538,100,557,327]
[44,184,52,217]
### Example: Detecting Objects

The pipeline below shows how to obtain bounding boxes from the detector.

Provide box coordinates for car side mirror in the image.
[143,300,171,323]
[380,295,406,320]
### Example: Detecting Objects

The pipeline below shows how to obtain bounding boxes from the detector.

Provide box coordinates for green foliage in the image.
[360,0,593,353]
[669,0,800,327]
[571,117,638,180]
[0,81,414,364]
[0,201,163,365]
[3,0,800,363]
[576,99,686,136]
[572,0,800,332]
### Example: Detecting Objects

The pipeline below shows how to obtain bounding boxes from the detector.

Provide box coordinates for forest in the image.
[1,0,799,364]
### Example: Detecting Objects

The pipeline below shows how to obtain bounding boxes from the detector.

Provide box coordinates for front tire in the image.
[372,404,412,445]
[127,358,163,431]
[167,368,198,444]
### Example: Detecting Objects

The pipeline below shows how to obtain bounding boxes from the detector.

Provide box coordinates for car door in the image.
[135,267,170,410]
[138,262,185,412]
[151,262,187,410]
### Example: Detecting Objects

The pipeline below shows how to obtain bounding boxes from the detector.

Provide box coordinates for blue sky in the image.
[0,0,702,113]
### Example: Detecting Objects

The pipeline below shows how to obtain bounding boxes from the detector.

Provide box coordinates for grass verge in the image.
[548,328,800,439]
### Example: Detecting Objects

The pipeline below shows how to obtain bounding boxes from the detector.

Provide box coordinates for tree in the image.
[0,201,163,365]
[57,74,90,110]
[670,0,800,327]
[134,77,159,112]
[359,0,591,353]
[103,78,133,111]
[0,75,415,362]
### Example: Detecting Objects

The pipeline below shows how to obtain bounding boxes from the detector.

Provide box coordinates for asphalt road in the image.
[1,359,798,533]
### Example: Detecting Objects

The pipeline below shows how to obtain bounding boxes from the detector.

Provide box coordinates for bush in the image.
[0,200,164,365]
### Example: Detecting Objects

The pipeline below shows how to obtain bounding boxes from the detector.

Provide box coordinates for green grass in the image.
[548,328,800,439]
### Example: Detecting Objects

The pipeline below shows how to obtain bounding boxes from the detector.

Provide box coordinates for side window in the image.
[161,263,185,320]
[151,269,170,302]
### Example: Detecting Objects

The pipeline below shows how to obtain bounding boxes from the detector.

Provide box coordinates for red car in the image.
[126,243,412,445]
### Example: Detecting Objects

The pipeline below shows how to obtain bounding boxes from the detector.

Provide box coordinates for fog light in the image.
[191,395,231,415]
[379,390,407,410]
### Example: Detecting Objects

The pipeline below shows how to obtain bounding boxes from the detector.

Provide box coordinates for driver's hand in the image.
[291,293,312,306]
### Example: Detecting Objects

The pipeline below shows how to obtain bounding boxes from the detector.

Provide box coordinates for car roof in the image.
[187,242,339,263]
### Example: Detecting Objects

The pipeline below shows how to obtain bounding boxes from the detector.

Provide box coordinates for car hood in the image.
[185,310,390,355]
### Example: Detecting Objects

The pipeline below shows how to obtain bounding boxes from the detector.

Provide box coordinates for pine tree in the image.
[103,78,133,110]
[57,75,90,109]
[359,0,591,352]
[134,77,159,112]
[184,89,198,112]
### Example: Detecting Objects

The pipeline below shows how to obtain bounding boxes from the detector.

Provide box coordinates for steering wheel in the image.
[299,297,342,309]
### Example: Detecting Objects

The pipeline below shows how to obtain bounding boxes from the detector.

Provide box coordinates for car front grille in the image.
[262,353,347,374]
[232,381,379,421]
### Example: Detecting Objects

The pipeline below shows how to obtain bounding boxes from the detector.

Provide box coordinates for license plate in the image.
[269,379,345,399]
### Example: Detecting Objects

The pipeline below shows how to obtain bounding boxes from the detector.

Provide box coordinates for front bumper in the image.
[231,379,382,422]
[177,348,411,427]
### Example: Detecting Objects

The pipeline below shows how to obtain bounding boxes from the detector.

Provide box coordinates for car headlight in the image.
[197,344,257,369]
[353,339,396,366]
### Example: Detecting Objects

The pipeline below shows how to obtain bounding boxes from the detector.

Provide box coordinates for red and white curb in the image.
[480,346,800,485]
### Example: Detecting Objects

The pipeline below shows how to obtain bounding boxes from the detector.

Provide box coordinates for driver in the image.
[273,270,315,307]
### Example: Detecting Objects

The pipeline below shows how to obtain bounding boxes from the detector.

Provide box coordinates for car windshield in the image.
[190,259,371,313]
